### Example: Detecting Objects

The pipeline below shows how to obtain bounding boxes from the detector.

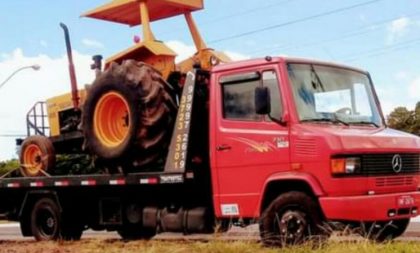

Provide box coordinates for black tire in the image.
[259,191,327,247]
[215,219,233,233]
[19,135,55,177]
[19,216,32,237]
[61,213,84,241]
[359,219,410,242]
[61,226,83,241]
[30,198,61,241]
[117,226,156,241]
[82,60,177,171]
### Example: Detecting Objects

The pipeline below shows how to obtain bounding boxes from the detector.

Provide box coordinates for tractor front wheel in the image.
[19,135,55,177]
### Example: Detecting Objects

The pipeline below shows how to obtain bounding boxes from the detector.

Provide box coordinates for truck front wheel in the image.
[259,191,327,247]
[359,219,410,242]
[30,198,61,241]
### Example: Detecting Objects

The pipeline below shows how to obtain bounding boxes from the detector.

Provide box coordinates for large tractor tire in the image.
[82,60,177,172]
[19,135,55,177]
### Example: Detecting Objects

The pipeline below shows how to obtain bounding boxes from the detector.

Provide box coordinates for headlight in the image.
[331,157,361,175]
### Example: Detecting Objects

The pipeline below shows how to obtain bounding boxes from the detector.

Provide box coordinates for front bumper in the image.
[319,191,420,221]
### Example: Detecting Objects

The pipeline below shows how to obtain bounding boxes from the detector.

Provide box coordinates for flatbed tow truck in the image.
[0,0,419,247]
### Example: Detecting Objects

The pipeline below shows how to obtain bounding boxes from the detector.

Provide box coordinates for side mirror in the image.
[255,86,271,115]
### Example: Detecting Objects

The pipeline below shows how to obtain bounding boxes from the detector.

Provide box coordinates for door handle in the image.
[216,145,232,151]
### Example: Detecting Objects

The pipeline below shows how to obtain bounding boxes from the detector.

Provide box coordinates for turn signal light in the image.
[331,159,346,174]
[331,157,361,175]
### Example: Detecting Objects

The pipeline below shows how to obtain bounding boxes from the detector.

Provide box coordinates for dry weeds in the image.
[0,239,419,253]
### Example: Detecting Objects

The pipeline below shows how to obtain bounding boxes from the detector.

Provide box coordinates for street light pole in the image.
[0,64,41,90]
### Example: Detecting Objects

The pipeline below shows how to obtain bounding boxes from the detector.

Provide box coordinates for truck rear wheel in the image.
[20,136,55,177]
[31,198,61,241]
[61,212,84,241]
[82,60,177,171]
[61,225,83,241]
[259,191,327,247]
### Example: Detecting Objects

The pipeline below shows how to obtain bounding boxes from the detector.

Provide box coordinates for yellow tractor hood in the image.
[106,40,176,65]
[82,0,204,26]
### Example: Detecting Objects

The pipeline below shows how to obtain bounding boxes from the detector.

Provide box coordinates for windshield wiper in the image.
[301,118,349,126]
[348,121,380,127]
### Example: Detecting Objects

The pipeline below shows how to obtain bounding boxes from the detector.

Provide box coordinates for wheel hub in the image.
[22,144,43,175]
[279,210,307,239]
[46,217,55,228]
[37,210,57,237]
[93,91,131,148]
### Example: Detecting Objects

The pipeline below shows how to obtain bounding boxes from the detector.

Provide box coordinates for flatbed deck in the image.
[0,171,189,189]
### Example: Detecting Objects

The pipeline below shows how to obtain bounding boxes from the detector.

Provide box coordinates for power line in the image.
[160,0,295,37]
[203,0,295,24]
[209,0,386,44]
[0,134,26,138]
[340,36,420,59]
[247,11,420,56]
[342,37,420,62]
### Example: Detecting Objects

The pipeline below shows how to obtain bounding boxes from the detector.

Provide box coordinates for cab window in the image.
[262,70,282,121]
[221,72,261,121]
[221,70,282,122]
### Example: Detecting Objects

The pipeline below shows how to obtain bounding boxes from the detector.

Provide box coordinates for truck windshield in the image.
[287,63,383,127]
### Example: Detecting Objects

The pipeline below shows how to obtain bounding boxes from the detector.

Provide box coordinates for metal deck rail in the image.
[26,101,49,136]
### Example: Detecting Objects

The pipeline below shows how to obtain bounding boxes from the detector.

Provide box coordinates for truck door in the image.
[211,66,290,218]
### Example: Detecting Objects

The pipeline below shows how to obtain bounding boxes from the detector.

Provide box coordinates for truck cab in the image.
[209,56,420,243]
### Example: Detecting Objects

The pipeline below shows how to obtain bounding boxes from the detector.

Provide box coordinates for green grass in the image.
[0,240,420,253]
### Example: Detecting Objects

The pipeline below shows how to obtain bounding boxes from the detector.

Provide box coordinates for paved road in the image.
[1,222,420,242]
[0,223,119,241]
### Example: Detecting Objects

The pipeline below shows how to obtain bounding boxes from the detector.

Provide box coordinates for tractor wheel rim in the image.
[94,91,131,148]
[22,144,43,175]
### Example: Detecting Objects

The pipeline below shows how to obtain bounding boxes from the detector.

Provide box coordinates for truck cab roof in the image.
[211,56,368,75]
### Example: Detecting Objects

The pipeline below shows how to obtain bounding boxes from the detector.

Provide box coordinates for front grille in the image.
[361,153,420,176]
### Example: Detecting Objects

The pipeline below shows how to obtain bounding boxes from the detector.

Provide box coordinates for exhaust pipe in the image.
[60,23,79,110]
[91,55,103,77]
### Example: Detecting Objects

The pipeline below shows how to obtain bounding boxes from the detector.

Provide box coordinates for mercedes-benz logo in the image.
[392,154,403,173]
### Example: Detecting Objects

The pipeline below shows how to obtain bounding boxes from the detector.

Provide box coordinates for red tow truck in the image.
[0,56,419,245]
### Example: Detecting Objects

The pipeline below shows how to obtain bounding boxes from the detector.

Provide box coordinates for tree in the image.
[387,102,420,136]
[412,102,420,136]
[0,159,19,175]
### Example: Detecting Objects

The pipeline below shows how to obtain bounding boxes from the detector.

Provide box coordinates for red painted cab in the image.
[209,56,420,243]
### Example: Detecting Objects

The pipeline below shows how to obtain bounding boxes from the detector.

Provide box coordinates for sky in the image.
[0,0,419,160]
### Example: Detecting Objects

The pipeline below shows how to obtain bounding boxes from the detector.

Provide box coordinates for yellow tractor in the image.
[19,0,230,177]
